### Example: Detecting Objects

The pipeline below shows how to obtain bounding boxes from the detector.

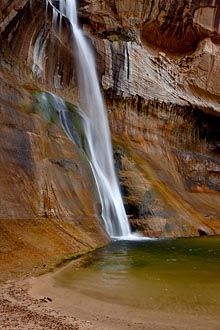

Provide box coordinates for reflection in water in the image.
[55,237,220,315]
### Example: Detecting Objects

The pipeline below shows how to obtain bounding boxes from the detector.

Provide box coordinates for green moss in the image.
[37,249,94,276]
[22,85,40,94]
[107,34,119,42]
[66,102,78,113]
[41,250,94,274]
[119,34,133,42]
[107,33,132,43]
[54,249,94,268]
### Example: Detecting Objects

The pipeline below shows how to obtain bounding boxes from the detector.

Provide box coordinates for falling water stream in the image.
[32,3,220,327]
[46,0,131,238]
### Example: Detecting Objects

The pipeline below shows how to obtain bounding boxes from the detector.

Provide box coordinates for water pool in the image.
[55,236,220,316]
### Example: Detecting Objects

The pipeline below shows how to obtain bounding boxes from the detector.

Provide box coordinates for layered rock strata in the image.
[0,69,109,281]
[0,0,220,277]
[80,0,220,237]
[0,0,108,281]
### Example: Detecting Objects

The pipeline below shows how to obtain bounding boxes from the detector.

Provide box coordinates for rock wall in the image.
[0,0,220,277]
[80,0,220,237]
[0,0,108,281]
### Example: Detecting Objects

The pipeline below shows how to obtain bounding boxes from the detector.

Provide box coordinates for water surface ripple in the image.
[55,236,220,315]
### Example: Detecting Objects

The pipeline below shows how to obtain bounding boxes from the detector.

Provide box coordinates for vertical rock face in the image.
[0,0,108,280]
[0,0,220,270]
[108,94,220,237]
[0,80,109,280]
[79,0,220,237]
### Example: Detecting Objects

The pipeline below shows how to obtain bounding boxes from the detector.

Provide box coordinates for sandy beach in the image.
[0,277,97,330]
[1,256,220,330]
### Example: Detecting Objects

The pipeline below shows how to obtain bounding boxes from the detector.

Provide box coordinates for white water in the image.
[46,0,131,238]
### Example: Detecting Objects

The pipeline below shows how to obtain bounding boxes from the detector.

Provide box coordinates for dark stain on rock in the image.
[214,0,220,30]
[198,228,207,235]
[49,158,79,171]
[110,43,126,94]
[195,108,220,143]
[1,1,31,42]
[0,126,34,180]
[141,0,220,53]
[139,190,173,219]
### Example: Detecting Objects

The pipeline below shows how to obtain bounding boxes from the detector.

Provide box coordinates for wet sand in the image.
[1,257,220,330]
[0,279,95,330]
[3,255,216,330]
[29,258,220,330]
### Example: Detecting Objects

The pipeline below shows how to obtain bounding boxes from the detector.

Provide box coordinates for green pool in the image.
[55,236,220,316]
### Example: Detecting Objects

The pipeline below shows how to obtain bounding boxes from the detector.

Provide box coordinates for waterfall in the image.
[46,0,131,238]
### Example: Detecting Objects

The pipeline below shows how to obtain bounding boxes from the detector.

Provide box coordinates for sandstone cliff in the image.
[0,0,108,281]
[80,0,220,237]
[1,0,220,279]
